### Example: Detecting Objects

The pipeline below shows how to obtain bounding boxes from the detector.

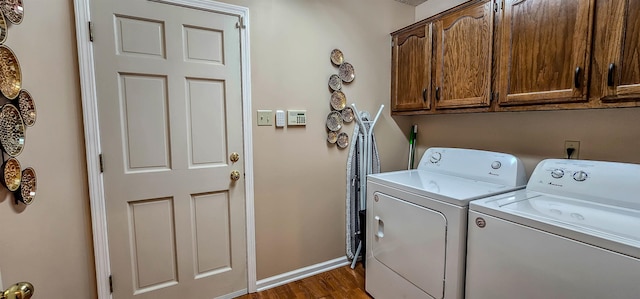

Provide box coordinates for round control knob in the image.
[491,161,502,169]
[573,171,588,182]
[551,169,564,179]
[429,152,442,163]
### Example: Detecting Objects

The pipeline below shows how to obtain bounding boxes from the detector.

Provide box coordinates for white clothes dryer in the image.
[466,159,640,299]
[365,148,527,299]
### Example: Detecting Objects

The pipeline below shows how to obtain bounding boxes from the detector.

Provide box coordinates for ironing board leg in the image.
[351,241,362,269]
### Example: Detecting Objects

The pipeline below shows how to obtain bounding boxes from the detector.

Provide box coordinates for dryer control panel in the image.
[417,147,526,188]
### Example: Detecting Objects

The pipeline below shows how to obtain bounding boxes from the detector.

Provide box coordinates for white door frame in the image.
[73,1,256,298]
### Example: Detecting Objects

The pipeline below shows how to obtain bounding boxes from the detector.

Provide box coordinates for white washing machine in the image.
[365,147,526,299]
[466,159,640,299]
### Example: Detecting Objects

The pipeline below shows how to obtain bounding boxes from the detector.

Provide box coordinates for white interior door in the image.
[91,0,246,298]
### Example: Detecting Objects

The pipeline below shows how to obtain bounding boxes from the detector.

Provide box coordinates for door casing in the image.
[72,1,256,297]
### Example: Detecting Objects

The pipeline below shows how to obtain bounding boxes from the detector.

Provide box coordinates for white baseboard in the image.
[256,256,350,292]
[214,289,248,299]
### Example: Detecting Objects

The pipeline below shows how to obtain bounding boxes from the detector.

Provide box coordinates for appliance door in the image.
[466,211,640,299]
[371,191,447,298]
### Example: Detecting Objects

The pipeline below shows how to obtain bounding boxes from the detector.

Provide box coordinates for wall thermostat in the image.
[287,110,307,126]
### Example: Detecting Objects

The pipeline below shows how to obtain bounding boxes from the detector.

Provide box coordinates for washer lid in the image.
[368,170,524,206]
[472,190,640,257]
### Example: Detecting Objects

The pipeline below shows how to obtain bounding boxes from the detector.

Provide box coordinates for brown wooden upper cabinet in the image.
[497,0,595,106]
[596,0,640,101]
[433,0,494,109]
[391,23,433,112]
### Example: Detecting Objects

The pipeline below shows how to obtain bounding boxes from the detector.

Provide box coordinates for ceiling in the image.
[394,0,429,6]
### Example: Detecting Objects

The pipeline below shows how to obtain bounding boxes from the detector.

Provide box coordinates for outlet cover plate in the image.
[564,140,580,159]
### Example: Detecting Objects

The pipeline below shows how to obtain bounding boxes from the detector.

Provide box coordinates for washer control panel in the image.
[528,159,640,205]
[429,152,442,163]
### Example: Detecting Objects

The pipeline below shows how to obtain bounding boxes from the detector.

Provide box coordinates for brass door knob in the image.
[1,282,34,299]
[230,170,241,181]
[230,152,240,162]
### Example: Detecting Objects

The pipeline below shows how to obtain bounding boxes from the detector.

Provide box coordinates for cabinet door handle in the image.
[422,88,427,102]
[607,63,615,87]
[435,87,441,101]
[574,67,581,89]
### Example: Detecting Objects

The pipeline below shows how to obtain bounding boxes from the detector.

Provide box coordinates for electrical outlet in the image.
[257,110,273,126]
[564,140,580,159]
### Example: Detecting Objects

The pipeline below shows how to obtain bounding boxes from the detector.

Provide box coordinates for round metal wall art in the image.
[337,132,349,149]
[341,106,354,123]
[328,74,342,91]
[0,45,21,99]
[327,131,338,144]
[331,90,347,111]
[0,9,7,44]
[338,62,355,83]
[0,103,25,157]
[0,0,35,207]
[1,156,20,191]
[327,49,357,146]
[326,111,343,132]
[17,89,35,126]
[17,167,35,205]
[330,49,344,66]
[1,0,24,25]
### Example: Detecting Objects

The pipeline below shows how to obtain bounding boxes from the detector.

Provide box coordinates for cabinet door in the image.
[498,0,595,106]
[603,0,640,100]
[391,24,432,112]
[434,0,493,109]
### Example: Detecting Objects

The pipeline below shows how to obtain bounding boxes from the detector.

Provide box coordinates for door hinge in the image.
[99,154,104,173]
[235,16,245,29]
[501,0,505,10]
[109,275,113,293]
[89,21,94,42]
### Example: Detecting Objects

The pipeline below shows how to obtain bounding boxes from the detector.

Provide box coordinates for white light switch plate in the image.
[257,110,273,126]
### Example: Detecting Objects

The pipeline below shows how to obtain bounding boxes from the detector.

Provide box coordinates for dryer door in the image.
[372,192,447,298]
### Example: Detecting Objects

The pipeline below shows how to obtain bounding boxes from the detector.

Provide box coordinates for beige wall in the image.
[215,0,414,279]
[415,0,470,20]
[0,0,413,295]
[408,108,640,177]
[1,0,636,297]
[0,0,97,298]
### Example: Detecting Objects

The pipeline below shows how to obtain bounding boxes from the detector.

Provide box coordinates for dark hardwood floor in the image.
[236,263,371,298]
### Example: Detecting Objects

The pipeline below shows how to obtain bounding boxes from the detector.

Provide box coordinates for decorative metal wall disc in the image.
[338,62,355,83]
[0,9,7,44]
[17,167,36,205]
[1,156,20,191]
[341,107,354,123]
[326,111,343,131]
[331,90,347,110]
[1,0,24,25]
[337,132,349,149]
[330,49,344,66]
[327,131,338,144]
[17,89,35,126]
[328,74,342,91]
[0,45,21,99]
[0,103,25,157]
